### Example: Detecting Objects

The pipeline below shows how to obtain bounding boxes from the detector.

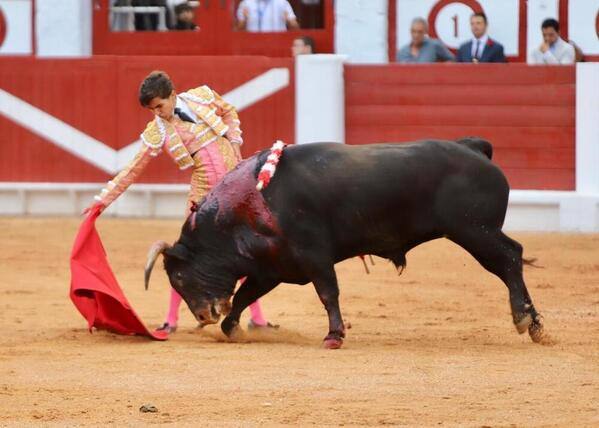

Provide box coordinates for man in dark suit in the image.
[456,12,506,63]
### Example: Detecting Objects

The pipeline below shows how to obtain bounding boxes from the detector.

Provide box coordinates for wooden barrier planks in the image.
[345,64,575,190]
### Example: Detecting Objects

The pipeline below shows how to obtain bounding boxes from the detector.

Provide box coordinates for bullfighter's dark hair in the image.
[471,12,488,24]
[139,71,174,107]
[541,18,559,32]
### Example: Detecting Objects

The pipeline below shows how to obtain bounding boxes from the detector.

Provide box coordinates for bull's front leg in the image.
[312,269,345,349]
[221,277,278,338]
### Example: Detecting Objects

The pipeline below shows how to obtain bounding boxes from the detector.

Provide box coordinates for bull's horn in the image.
[144,240,171,290]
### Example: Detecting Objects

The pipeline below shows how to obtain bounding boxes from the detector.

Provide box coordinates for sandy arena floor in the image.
[0,217,598,426]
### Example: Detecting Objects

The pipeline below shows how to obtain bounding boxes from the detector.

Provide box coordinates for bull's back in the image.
[267,140,506,212]
[263,141,509,256]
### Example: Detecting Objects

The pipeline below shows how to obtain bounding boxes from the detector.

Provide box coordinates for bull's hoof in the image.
[528,315,552,345]
[513,312,533,334]
[322,333,344,349]
[221,317,239,338]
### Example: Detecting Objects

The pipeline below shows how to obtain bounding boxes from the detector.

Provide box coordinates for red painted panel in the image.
[0,56,294,183]
[345,84,574,106]
[347,105,573,127]
[231,30,333,57]
[0,57,119,146]
[344,64,576,190]
[346,64,575,85]
[0,115,109,183]
[347,126,574,149]
[502,168,574,190]
[493,147,574,169]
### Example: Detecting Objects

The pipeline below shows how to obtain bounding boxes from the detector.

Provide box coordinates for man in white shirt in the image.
[236,0,299,32]
[530,18,575,65]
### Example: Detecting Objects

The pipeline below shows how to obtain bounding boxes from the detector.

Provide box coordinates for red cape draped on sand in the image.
[69,205,167,340]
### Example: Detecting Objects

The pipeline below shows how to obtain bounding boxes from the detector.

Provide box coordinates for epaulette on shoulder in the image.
[181,85,215,105]
[140,119,165,150]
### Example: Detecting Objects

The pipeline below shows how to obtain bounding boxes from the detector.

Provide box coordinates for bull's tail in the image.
[455,137,493,160]
[256,140,287,191]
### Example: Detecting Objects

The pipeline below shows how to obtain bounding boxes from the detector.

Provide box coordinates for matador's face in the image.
[146,90,177,121]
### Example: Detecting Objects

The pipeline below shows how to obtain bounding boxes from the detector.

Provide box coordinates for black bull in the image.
[145,139,546,348]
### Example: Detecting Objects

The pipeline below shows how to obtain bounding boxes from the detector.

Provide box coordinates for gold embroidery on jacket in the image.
[216,138,238,172]
[160,119,195,170]
[140,119,165,154]
[180,87,231,139]
[188,157,209,204]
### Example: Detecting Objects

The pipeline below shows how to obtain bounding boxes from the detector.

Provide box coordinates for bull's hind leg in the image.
[449,230,545,343]
[311,267,346,349]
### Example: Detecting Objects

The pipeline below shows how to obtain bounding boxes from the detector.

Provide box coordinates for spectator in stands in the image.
[173,3,198,30]
[456,12,506,63]
[530,18,575,64]
[292,36,315,56]
[397,17,455,63]
[236,0,299,32]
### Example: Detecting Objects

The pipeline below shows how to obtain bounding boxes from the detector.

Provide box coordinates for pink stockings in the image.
[165,288,267,327]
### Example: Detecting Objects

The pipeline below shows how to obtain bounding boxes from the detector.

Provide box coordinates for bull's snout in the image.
[194,298,232,326]
[194,305,219,326]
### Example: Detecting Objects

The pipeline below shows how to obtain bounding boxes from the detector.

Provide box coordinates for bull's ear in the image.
[165,243,191,261]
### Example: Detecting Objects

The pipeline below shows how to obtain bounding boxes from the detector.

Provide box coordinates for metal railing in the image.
[110,6,168,32]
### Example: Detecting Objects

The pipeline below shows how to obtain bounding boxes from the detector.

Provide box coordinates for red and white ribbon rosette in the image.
[256,140,287,191]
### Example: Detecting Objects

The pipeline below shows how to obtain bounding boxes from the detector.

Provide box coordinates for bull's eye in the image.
[175,272,183,280]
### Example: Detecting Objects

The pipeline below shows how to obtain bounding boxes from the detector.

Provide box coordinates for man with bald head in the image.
[397,17,455,63]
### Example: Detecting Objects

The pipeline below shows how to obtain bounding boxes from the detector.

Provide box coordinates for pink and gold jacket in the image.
[94,86,243,207]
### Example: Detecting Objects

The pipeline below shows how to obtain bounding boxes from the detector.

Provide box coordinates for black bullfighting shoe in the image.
[247,320,280,330]
[154,322,177,334]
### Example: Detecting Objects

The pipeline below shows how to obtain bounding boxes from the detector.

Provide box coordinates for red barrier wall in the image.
[0,56,294,183]
[345,64,575,190]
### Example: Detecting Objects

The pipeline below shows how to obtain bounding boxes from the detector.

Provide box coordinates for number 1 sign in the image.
[428,0,484,48]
